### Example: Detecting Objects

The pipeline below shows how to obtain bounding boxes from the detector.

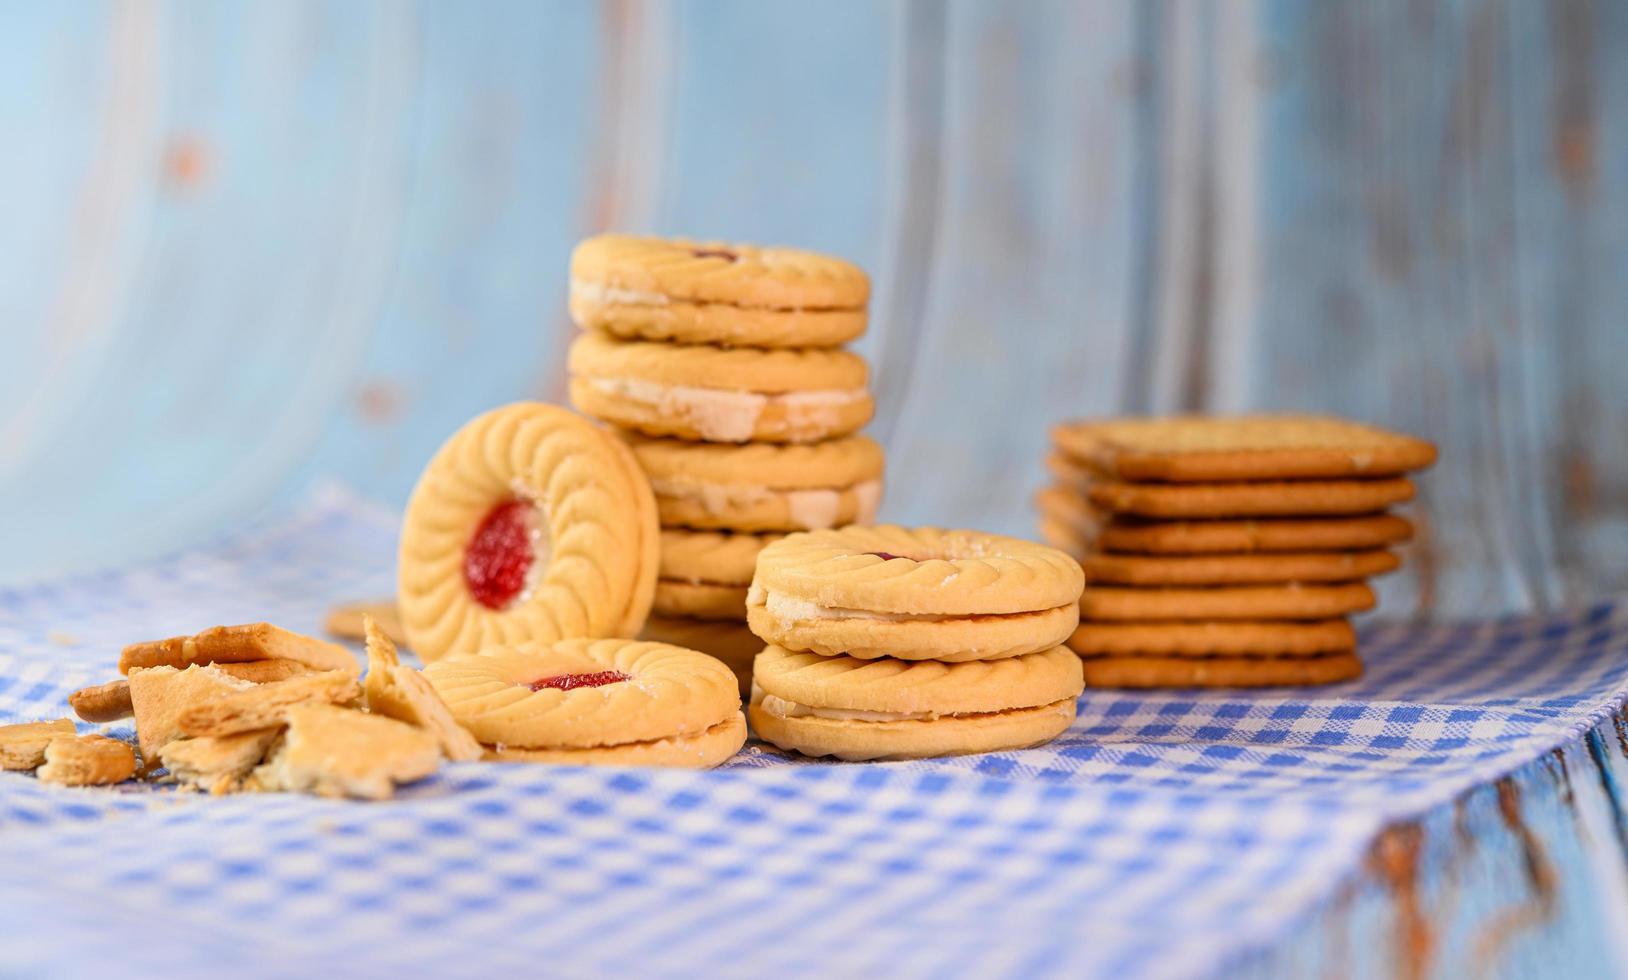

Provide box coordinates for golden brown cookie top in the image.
[425,638,741,750]
[569,331,868,393]
[750,525,1084,616]
[571,234,870,310]
[1052,415,1437,482]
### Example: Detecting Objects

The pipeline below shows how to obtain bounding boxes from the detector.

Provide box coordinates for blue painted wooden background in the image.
[2,0,1626,620]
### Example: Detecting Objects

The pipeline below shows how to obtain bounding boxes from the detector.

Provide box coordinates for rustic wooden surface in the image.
[0,2,1624,974]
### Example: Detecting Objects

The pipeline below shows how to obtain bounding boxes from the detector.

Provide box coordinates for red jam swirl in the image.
[865,552,907,561]
[528,671,631,692]
[463,500,534,610]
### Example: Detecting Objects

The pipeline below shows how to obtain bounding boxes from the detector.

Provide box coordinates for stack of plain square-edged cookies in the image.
[566,234,886,695]
[1038,415,1436,688]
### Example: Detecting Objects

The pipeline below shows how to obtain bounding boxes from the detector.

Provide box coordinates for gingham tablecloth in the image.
[3,488,1626,979]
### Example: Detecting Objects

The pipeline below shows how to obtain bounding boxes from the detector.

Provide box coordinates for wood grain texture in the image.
[0,0,1623,625]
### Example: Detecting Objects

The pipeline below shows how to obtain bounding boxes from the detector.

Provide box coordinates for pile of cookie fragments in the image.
[2,621,477,798]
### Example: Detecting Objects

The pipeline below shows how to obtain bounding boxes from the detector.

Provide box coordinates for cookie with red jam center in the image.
[397,402,660,662]
[424,638,745,769]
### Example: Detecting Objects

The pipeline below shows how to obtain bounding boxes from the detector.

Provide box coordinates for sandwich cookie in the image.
[398,403,660,662]
[569,234,869,349]
[1051,415,1438,482]
[1079,652,1363,688]
[747,526,1083,661]
[749,645,1083,761]
[654,529,778,621]
[1067,619,1357,657]
[627,435,883,532]
[639,615,764,697]
[1079,582,1376,622]
[569,332,872,443]
[424,638,745,769]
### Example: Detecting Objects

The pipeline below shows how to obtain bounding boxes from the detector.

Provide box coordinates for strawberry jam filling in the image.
[692,247,738,262]
[463,500,535,610]
[528,671,631,692]
[865,552,908,561]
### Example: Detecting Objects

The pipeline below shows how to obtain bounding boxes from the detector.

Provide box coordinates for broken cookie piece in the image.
[128,664,256,767]
[0,719,78,770]
[252,703,438,800]
[69,680,135,723]
[361,616,482,762]
[159,729,282,794]
[38,735,137,786]
[326,599,407,646]
[120,623,359,676]
[177,670,361,738]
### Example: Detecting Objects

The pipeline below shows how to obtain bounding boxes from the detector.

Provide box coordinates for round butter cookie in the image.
[570,234,869,348]
[653,529,778,622]
[639,615,764,698]
[569,332,872,443]
[398,403,660,662]
[627,435,884,532]
[747,526,1083,661]
[424,638,743,768]
[485,713,747,769]
[749,645,1082,761]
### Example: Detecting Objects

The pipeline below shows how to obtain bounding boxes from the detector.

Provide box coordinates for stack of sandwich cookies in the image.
[568,234,885,690]
[1039,415,1437,688]
[746,525,1085,760]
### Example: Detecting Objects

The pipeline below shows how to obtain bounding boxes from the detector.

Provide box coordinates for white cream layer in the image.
[648,478,882,531]
[570,280,671,306]
[757,693,934,723]
[758,589,954,624]
[583,377,867,443]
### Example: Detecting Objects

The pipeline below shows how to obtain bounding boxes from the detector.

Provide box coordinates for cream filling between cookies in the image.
[757,693,1076,724]
[570,280,671,306]
[583,377,867,443]
[648,478,883,531]
[760,590,952,624]
[757,693,935,723]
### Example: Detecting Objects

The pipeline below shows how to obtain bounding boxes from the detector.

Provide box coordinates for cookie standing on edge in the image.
[424,638,746,769]
[749,646,1084,761]
[569,234,870,349]
[397,402,661,662]
[748,526,1083,662]
[569,333,874,443]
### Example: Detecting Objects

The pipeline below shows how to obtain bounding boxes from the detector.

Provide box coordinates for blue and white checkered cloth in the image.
[2,487,1626,979]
